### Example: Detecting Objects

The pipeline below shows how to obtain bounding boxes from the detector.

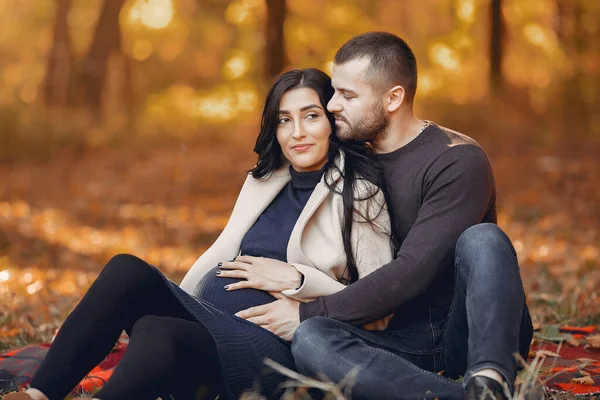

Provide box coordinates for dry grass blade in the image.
[263,358,352,400]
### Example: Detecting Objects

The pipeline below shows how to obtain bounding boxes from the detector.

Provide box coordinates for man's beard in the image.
[336,101,389,143]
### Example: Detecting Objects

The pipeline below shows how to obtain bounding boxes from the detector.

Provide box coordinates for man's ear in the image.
[386,85,405,112]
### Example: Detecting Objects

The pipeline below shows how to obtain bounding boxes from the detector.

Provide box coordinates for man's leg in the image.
[292,317,465,400]
[442,223,533,394]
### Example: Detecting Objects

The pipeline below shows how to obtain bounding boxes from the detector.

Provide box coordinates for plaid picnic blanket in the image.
[0,333,128,395]
[529,326,600,397]
[3,326,600,397]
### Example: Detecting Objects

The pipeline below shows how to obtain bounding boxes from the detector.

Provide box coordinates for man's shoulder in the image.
[429,122,482,150]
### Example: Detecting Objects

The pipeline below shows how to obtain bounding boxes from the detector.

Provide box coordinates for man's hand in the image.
[236,292,301,341]
[218,256,302,292]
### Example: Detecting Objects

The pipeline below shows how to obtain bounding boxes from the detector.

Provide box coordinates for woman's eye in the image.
[278,117,290,124]
[305,113,319,120]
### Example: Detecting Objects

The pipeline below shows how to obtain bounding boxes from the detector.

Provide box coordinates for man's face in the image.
[327,57,389,143]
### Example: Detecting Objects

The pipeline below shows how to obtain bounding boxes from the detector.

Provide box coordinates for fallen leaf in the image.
[536,350,561,358]
[571,376,594,385]
[577,358,596,363]
[567,336,582,347]
[587,335,600,348]
[535,325,570,342]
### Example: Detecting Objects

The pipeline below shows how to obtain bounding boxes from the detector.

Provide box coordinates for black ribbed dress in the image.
[158,165,327,399]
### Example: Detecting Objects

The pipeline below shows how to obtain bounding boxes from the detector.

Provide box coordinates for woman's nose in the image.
[291,120,306,139]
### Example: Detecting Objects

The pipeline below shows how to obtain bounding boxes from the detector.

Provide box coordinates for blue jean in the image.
[291,223,533,400]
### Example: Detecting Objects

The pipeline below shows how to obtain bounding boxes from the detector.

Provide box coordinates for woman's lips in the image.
[292,144,313,152]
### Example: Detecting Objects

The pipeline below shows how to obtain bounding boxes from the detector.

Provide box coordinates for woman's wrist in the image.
[286,264,303,290]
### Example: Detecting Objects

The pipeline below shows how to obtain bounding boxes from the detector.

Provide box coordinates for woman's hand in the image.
[217,255,303,292]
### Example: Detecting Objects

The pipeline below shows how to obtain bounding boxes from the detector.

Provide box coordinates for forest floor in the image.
[0,123,599,397]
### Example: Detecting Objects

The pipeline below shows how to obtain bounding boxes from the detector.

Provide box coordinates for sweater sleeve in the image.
[299,145,495,324]
[282,183,393,302]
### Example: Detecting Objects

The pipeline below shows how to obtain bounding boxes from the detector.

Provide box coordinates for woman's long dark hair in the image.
[250,68,392,284]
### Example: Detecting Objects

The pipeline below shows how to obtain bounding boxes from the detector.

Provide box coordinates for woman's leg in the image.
[29,254,194,400]
[95,315,227,400]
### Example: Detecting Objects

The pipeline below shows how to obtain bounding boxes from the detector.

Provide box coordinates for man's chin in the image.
[336,127,353,141]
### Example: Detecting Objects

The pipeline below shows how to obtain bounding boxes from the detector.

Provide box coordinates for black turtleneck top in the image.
[239,164,327,262]
[195,163,328,315]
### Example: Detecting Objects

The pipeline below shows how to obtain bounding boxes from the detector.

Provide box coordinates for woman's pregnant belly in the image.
[194,266,276,315]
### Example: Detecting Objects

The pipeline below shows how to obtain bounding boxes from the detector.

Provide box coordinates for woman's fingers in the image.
[220,261,250,271]
[234,255,256,264]
[224,280,256,291]
[217,269,248,279]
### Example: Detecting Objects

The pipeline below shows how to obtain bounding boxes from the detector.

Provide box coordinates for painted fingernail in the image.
[215,270,221,275]
[217,262,223,267]
[224,285,229,290]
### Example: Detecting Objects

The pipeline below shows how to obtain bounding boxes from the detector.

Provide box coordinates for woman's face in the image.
[276,87,332,172]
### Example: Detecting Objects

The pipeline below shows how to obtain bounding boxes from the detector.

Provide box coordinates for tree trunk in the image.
[489,0,505,96]
[265,0,287,79]
[71,0,126,118]
[43,0,73,107]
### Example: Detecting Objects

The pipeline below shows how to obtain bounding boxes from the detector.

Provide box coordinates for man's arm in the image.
[299,145,496,325]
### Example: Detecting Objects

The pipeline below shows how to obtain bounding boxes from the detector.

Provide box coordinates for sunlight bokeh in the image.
[129,0,174,30]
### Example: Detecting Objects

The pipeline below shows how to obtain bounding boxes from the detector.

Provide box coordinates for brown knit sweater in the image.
[299,122,497,325]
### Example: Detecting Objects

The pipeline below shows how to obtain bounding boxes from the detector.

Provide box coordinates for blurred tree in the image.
[71,0,126,119]
[265,0,287,79]
[489,0,505,95]
[554,0,597,151]
[43,0,73,108]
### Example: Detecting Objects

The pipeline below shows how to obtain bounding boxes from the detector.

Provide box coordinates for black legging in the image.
[29,254,228,400]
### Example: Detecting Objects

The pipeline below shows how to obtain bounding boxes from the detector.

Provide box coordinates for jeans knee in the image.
[292,317,337,373]
[457,223,507,251]
[456,223,514,257]
[455,223,518,280]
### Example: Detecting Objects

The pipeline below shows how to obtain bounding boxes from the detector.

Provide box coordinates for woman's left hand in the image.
[217,256,303,292]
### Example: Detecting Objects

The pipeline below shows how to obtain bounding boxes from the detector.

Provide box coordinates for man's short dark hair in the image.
[334,32,418,104]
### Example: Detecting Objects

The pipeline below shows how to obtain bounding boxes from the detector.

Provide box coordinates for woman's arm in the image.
[281,262,348,301]
[179,228,239,294]
[180,174,258,295]
[284,182,394,302]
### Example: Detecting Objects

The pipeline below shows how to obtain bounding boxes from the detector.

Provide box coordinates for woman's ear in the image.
[387,85,406,113]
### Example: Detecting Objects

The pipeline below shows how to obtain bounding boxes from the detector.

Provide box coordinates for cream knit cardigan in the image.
[179,152,393,302]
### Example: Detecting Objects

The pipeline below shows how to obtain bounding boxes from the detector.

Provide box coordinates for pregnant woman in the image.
[4,68,394,400]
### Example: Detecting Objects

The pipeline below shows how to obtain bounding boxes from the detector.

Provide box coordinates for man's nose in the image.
[327,96,342,113]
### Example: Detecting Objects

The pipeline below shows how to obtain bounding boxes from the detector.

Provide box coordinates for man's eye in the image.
[343,95,354,100]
